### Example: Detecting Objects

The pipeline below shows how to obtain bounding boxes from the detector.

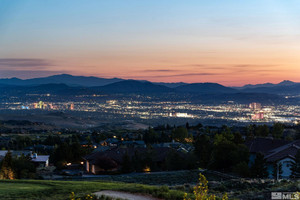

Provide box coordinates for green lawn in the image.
[0,179,186,200]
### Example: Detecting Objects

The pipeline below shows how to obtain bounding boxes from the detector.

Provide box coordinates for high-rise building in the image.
[249,102,262,110]
[251,111,264,120]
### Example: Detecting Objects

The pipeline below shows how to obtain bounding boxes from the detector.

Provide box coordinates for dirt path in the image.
[93,190,161,200]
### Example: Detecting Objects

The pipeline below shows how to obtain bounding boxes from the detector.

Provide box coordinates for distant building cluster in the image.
[250,102,264,120]
[31,101,74,110]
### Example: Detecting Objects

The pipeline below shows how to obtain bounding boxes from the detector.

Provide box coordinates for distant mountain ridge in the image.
[0,74,123,87]
[93,80,174,94]
[176,83,237,94]
[239,80,297,89]
[0,74,299,95]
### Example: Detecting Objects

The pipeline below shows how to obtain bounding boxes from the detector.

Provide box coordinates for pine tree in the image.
[250,153,268,178]
[272,123,284,139]
[194,134,212,168]
[0,151,15,179]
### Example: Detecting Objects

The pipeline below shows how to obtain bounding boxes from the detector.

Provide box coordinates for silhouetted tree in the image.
[194,134,212,168]
[172,127,189,143]
[121,153,132,173]
[272,123,284,139]
[0,151,15,179]
[250,153,268,178]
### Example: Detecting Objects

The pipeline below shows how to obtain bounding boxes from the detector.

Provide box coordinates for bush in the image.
[158,185,170,193]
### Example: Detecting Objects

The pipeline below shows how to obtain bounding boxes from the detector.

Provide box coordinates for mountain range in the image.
[0,74,299,95]
[0,74,122,87]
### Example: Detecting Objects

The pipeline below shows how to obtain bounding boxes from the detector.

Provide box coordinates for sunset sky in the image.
[0,0,300,86]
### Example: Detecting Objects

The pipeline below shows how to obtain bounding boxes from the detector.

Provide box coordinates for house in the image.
[0,150,49,167]
[99,138,119,147]
[31,153,50,167]
[152,141,194,153]
[119,140,146,148]
[245,138,300,178]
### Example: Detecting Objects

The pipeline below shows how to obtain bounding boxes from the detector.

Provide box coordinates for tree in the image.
[172,127,189,143]
[144,127,158,144]
[0,151,15,179]
[51,141,87,168]
[246,124,256,139]
[291,150,300,179]
[186,122,190,129]
[210,133,249,171]
[250,153,268,178]
[12,154,36,179]
[121,153,132,173]
[272,123,284,139]
[233,132,244,144]
[194,135,212,168]
[255,125,269,137]
[160,131,170,143]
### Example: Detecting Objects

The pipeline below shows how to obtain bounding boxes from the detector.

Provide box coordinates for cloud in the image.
[140,69,182,73]
[232,64,278,68]
[0,58,54,70]
[173,64,228,70]
[126,72,218,79]
[0,70,69,79]
[167,73,218,77]
[0,58,65,78]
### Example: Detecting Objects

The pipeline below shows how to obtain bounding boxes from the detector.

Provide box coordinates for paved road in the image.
[94,190,160,200]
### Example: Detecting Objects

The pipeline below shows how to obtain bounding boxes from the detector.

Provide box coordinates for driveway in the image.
[93,190,161,200]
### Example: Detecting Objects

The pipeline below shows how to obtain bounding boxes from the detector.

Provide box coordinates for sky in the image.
[0,0,300,86]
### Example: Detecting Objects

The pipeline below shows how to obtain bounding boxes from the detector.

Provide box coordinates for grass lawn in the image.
[0,179,187,200]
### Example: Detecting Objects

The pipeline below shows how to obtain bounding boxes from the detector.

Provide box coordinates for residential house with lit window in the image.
[245,138,299,179]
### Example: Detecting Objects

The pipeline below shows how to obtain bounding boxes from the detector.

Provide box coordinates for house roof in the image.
[245,138,300,163]
[265,145,300,162]
[245,138,290,155]
[31,155,49,163]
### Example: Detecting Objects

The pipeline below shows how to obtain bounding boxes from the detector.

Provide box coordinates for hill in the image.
[0,74,123,87]
[241,83,300,95]
[239,80,297,89]
[93,80,174,94]
[175,83,237,94]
